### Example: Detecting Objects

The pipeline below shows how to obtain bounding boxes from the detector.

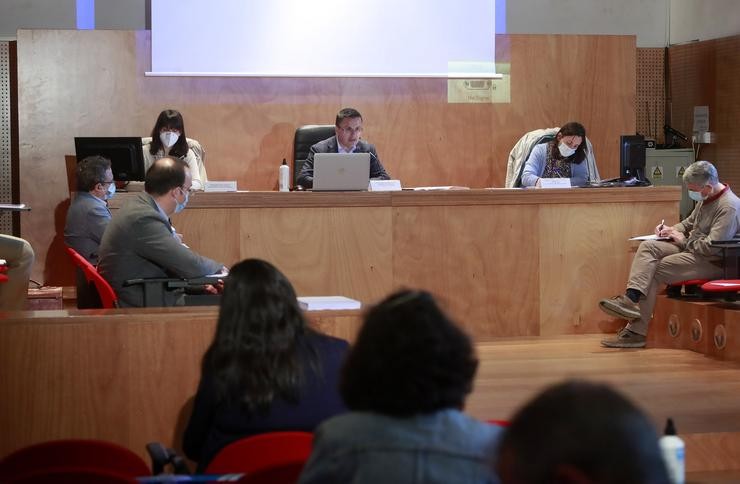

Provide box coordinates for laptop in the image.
[312,153,371,191]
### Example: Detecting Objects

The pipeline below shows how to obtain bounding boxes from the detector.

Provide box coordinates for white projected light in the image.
[149,0,499,78]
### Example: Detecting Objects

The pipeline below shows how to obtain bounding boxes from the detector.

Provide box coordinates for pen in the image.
[659,219,665,232]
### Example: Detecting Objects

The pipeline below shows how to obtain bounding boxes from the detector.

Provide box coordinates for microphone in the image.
[664,125,689,142]
[353,143,389,179]
[356,147,380,163]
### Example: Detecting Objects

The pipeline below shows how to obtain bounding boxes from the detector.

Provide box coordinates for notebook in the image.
[297,296,362,311]
[312,153,371,191]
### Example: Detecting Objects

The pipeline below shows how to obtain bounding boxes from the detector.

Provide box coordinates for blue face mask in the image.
[174,190,189,214]
[688,189,707,202]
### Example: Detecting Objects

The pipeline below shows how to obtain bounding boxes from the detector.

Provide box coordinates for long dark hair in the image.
[549,121,588,164]
[201,259,319,413]
[149,109,190,158]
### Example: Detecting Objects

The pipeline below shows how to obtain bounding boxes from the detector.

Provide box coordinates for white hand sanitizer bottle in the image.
[660,418,685,484]
[279,158,290,192]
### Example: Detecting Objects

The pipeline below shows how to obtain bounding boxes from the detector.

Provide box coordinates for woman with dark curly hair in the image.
[182,258,348,472]
[299,289,502,484]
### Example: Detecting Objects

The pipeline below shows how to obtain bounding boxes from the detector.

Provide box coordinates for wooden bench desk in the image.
[0,306,362,461]
[110,187,681,338]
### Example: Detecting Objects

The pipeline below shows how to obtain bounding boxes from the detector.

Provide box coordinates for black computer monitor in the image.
[619,134,647,180]
[74,137,146,182]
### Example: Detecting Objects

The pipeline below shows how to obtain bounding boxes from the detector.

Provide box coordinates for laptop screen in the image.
[313,153,371,191]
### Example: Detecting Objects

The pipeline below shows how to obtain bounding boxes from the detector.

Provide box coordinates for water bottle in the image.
[660,418,685,484]
[279,158,290,192]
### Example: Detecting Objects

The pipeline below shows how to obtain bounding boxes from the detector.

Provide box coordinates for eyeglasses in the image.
[160,127,181,134]
[337,126,363,135]
[99,179,115,185]
[180,185,193,195]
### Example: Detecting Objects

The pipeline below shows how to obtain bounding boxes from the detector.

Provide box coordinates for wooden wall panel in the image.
[392,205,540,339]
[169,208,241,267]
[238,207,393,305]
[101,188,680,339]
[668,40,717,164]
[16,30,636,283]
[0,307,362,461]
[501,34,635,181]
[713,37,740,189]
[668,35,740,196]
[539,201,676,335]
[0,320,132,452]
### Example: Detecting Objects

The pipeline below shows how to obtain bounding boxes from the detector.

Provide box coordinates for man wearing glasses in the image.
[297,107,390,189]
[98,157,226,307]
[65,155,115,308]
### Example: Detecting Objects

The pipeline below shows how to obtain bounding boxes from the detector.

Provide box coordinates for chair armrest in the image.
[711,239,740,245]
[146,442,190,476]
[123,276,223,307]
[123,277,187,307]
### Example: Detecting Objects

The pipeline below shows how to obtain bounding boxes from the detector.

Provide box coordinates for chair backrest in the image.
[64,246,118,308]
[11,467,138,483]
[205,431,313,476]
[0,439,150,481]
[293,125,335,186]
[508,132,556,188]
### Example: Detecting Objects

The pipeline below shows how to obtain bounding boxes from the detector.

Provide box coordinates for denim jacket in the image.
[299,409,502,484]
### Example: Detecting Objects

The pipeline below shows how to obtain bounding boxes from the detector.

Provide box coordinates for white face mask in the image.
[558,142,576,158]
[105,181,116,200]
[160,131,179,149]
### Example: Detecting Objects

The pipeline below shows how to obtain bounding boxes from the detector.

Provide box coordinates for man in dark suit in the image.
[98,157,225,307]
[64,155,114,308]
[297,107,390,188]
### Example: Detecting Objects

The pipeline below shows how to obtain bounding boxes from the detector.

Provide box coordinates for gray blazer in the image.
[297,136,390,188]
[97,192,222,307]
[64,191,111,264]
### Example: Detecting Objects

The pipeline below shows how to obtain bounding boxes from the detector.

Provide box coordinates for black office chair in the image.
[293,125,335,187]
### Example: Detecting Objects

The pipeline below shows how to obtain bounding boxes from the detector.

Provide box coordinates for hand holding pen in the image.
[655,219,669,237]
[656,219,665,236]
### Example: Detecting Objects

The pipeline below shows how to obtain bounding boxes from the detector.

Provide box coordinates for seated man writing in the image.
[98,157,226,307]
[599,160,740,348]
[297,107,390,189]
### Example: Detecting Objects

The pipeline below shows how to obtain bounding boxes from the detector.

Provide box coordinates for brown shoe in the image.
[601,327,646,348]
[599,295,640,320]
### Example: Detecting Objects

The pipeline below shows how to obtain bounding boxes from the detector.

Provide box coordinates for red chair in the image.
[701,279,740,300]
[205,431,314,482]
[64,246,119,308]
[0,439,150,482]
[0,260,8,284]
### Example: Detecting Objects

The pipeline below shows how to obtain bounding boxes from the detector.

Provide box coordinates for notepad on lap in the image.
[297,296,362,310]
[629,234,671,241]
[313,153,371,191]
